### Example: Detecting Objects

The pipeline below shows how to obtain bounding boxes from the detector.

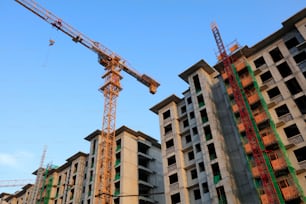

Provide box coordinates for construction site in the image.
[1,0,306,204]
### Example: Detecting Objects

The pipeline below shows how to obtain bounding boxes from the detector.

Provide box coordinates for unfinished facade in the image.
[151,60,258,204]
[151,7,306,204]
[83,126,164,204]
[214,7,306,203]
[2,126,163,204]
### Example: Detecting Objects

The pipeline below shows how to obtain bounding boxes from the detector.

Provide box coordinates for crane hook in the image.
[49,39,55,46]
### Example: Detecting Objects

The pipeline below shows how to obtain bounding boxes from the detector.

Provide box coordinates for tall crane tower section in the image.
[211,23,279,203]
[29,146,47,204]
[15,1,160,204]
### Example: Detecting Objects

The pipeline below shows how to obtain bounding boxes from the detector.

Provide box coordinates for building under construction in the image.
[151,8,306,204]
[1,7,306,204]
[0,126,164,204]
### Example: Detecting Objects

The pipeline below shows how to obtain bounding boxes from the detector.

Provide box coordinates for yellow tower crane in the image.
[14,1,160,204]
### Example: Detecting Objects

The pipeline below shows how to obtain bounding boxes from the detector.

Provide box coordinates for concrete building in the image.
[151,7,306,204]
[151,60,258,204]
[1,126,164,204]
[27,151,88,204]
[84,126,164,204]
[1,185,33,204]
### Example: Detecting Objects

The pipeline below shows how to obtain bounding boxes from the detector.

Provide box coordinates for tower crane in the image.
[211,23,279,203]
[14,1,160,204]
[0,179,34,188]
[29,145,47,204]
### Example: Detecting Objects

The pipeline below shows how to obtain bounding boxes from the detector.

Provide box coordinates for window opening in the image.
[202,182,209,193]
[181,105,187,114]
[293,51,306,64]
[194,189,201,200]
[164,124,172,134]
[183,119,189,128]
[167,155,176,166]
[285,78,302,95]
[166,139,174,149]
[163,110,171,120]
[276,62,292,78]
[171,193,181,204]
[197,94,205,108]
[275,104,290,117]
[293,147,306,162]
[188,151,195,160]
[284,124,300,138]
[260,71,273,83]
[294,95,306,114]
[269,47,284,62]
[285,37,299,50]
[267,87,281,99]
[169,173,178,184]
[254,56,266,68]
[193,74,201,92]
[191,169,198,179]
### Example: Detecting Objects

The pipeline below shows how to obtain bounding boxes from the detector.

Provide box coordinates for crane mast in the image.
[15,1,160,204]
[29,146,47,204]
[211,23,279,203]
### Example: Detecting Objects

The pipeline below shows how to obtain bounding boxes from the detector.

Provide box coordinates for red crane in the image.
[15,1,160,204]
[211,22,279,203]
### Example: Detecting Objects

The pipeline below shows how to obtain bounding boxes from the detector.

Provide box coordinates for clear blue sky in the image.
[0,0,304,193]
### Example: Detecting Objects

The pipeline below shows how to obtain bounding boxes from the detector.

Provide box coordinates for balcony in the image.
[262,134,277,147]
[168,163,177,172]
[287,134,304,145]
[248,93,260,105]
[138,152,153,161]
[278,113,293,123]
[244,143,252,154]
[139,196,155,204]
[166,146,175,154]
[139,180,154,189]
[269,94,283,104]
[298,160,306,169]
[139,166,153,174]
[276,113,293,128]
[281,186,300,201]
[271,157,287,172]
[170,182,179,191]
[241,75,253,87]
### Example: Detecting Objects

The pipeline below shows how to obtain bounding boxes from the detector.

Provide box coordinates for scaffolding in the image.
[221,52,305,203]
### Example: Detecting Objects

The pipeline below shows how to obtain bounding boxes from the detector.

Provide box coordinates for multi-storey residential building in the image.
[30,151,88,204]
[1,126,163,204]
[84,126,164,204]
[215,7,306,204]
[1,184,33,204]
[151,60,258,204]
[151,7,306,204]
